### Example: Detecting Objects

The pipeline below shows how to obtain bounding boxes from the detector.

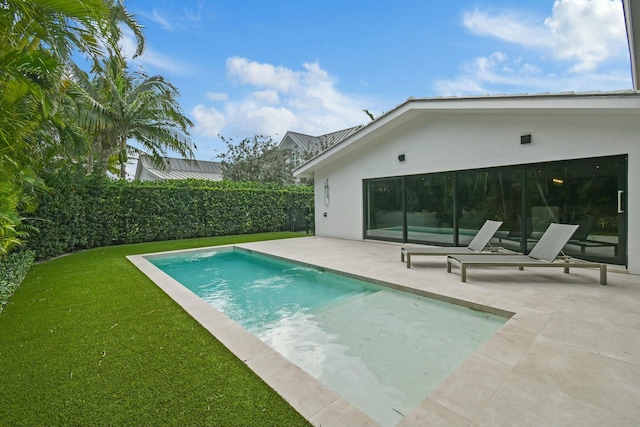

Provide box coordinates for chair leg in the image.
[406,255,411,268]
[600,265,607,285]
[461,265,467,282]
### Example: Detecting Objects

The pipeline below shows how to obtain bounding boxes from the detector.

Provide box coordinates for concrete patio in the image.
[131,235,640,426]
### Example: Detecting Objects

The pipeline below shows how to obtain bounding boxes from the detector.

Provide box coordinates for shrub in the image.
[0,250,36,313]
[25,174,314,260]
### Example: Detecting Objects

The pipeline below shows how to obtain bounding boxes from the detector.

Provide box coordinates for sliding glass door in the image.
[525,156,626,264]
[364,177,404,241]
[405,173,455,245]
[456,168,522,250]
[363,155,627,265]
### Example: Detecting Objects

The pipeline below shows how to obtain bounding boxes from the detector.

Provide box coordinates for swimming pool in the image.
[142,247,507,427]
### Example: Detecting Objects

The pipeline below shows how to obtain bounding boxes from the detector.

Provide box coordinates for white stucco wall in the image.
[312,110,640,273]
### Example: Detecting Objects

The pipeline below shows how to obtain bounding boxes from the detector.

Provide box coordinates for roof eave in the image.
[293,91,640,178]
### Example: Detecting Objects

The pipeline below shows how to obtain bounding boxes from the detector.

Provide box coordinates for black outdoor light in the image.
[398,154,406,162]
[521,134,532,144]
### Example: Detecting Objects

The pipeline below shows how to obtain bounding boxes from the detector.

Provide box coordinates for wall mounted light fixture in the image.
[323,178,330,207]
[398,154,406,162]
[521,134,532,144]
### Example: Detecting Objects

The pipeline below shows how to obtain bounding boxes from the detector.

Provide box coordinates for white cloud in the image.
[150,9,173,31]
[139,4,204,30]
[464,9,553,49]
[435,52,548,95]
[435,50,629,96]
[437,0,630,96]
[206,92,229,101]
[545,0,627,71]
[119,28,187,74]
[183,6,203,23]
[227,57,299,93]
[463,0,626,71]
[250,90,280,105]
[192,58,371,142]
[191,105,226,137]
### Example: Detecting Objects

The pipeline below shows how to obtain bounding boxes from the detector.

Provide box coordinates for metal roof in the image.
[280,131,321,153]
[319,126,361,146]
[279,126,362,154]
[135,155,223,181]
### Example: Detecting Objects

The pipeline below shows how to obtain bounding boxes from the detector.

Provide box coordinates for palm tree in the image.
[81,53,195,178]
[0,0,144,252]
[1,0,144,66]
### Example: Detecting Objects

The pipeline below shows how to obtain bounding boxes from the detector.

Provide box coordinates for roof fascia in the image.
[624,0,640,90]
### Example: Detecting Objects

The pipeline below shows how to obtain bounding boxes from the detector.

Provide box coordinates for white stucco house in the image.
[294,91,640,273]
[294,1,640,274]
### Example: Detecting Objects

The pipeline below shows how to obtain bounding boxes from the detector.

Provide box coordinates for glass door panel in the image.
[525,155,626,264]
[405,173,454,245]
[456,168,521,251]
[364,178,404,241]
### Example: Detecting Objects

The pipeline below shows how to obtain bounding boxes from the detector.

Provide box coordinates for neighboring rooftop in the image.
[134,155,223,182]
[279,126,361,167]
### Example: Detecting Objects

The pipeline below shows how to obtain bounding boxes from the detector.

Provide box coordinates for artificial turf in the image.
[0,232,313,427]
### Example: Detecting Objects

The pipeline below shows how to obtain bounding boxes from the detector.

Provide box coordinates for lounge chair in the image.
[567,216,618,256]
[446,223,607,285]
[401,220,503,268]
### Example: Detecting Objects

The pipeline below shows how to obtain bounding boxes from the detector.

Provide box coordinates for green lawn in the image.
[0,233,313,427]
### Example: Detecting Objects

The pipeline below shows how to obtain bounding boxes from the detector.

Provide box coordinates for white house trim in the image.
[624,0,640,90]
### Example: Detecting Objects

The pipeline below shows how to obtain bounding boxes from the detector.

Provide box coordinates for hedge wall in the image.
[25,175,314,260]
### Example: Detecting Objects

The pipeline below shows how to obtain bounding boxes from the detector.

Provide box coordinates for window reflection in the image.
[405,174,454,244]
[363,155,625,265]
[364,178,403,241]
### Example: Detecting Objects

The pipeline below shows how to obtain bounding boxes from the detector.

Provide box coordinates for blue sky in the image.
[121,0,632,161]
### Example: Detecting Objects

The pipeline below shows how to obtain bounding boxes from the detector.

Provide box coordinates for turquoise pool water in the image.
[149,249,378,334]
[148,247,507,427]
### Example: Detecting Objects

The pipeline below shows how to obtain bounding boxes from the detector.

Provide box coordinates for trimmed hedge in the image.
[26,175,313,260]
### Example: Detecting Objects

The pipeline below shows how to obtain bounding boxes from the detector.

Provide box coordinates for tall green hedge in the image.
[25,175,314,260]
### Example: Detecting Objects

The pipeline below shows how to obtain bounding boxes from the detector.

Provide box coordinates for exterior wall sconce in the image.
[398,154,406,162]
[323,178,330,207]
[521,134,532,144]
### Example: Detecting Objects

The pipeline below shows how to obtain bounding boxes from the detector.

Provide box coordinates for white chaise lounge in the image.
[446,223,607,285]
[400,220,503,268]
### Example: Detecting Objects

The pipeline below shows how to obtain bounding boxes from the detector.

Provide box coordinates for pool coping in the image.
[127,244,515,427]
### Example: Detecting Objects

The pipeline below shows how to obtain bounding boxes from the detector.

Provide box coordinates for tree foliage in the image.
[218,135,295,185]
[0,0,194,253]
[77,53,195,177]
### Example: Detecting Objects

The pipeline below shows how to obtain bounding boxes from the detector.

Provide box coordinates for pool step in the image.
[308,289,379,315]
